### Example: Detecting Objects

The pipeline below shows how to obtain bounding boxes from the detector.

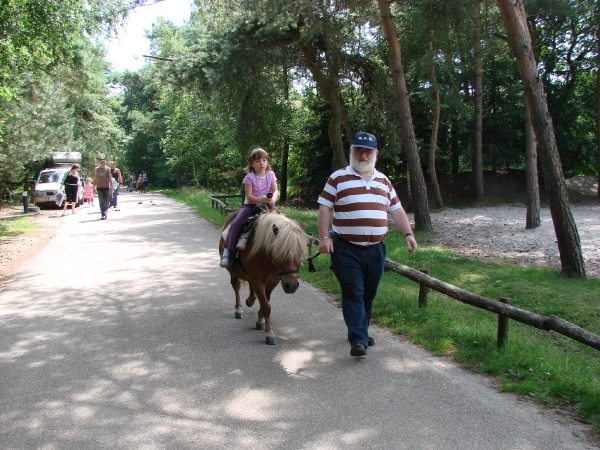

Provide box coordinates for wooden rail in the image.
[384,259,600,351]
[209,195,243,213]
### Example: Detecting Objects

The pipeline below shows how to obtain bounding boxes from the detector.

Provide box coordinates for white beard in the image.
[350,153,376,174]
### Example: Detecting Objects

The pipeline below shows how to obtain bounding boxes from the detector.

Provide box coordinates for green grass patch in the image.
[0,217,39,238]
[165,187,600,431]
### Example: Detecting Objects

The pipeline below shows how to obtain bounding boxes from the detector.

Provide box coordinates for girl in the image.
[62,164,80,214]
[84,177,94,207]
[220,148,278,268]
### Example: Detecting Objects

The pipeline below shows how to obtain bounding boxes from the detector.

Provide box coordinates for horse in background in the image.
[219,210,308,345]
[136,178,147,193]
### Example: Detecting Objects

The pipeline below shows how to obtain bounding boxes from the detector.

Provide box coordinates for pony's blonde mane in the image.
[248,212,308,264]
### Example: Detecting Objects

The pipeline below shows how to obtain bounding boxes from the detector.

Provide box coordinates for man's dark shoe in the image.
[348,335,375,347]
[350,344,367,357]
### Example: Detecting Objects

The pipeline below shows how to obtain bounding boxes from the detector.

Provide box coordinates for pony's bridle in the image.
[276,268,299,281]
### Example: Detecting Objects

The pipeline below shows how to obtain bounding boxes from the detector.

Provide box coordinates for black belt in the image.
[337,236,383,250]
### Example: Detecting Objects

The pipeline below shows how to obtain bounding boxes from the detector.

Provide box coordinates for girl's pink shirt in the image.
[242,171,277,204]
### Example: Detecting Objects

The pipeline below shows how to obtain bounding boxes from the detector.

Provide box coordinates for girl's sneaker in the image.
[219,249,230,268]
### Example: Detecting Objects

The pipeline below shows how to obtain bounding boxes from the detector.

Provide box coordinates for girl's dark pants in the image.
[331,238,386,347]
[224,204,255,250]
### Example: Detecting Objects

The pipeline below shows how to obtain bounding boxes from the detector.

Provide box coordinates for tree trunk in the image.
[298,43,349,170]
[524,13,541,229]
[524,98,540,228]
[451,119,459,174]
[280,64,289,202]
[497,0,585,277]
[428,40,444,209]
[328,110,346,171]
[377,0,432,231]
[473,0,484,201]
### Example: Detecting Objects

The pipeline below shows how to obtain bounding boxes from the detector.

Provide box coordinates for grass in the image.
[164,187,600,431]
[0,217,39,238]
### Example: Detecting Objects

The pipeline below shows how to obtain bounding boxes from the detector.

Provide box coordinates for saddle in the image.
[236,204,276,249]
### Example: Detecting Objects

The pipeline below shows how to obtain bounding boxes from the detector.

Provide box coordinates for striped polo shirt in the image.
[318,166,402,245]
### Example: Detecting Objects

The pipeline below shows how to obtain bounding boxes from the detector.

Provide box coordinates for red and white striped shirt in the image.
[318,166,402,245]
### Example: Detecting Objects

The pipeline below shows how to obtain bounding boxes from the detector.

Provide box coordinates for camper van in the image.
[33,152,84,208]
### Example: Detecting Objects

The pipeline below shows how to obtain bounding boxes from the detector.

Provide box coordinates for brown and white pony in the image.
[219,210,308,345]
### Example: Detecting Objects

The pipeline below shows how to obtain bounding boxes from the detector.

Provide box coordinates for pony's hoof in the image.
[235,312,243,319]
[265,337,277,345]
[255,323,266,330]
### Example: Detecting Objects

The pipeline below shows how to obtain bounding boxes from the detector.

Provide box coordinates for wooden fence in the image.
[209,195,243,213]
[209,199,600,352]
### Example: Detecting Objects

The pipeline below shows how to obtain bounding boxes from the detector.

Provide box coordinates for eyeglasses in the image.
[353,148,376,156]
[99,159,105,161]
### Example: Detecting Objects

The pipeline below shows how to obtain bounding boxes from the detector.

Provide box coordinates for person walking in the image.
[93,156,113,220]
[83,177,94,207]
[127,174,135,192]
[108,161,122,210]
[220,148,278,268]
[317,132,418,357]
[62,164,80,215]
[141,170,149,193]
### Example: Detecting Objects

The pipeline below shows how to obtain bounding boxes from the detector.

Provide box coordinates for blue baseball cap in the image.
[351,132,378,150]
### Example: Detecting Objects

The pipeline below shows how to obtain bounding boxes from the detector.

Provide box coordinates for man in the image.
[141,170,149,193]
[93,156,113,220]
[317,132,418,357]
[108,161,122,210]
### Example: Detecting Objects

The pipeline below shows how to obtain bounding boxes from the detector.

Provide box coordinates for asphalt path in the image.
[0,192,596,449]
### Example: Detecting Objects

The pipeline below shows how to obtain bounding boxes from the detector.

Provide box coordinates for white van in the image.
[33,152,84,208]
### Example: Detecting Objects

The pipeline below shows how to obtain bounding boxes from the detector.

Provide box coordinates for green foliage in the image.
[0,0,140,187]
[0,38,123,188]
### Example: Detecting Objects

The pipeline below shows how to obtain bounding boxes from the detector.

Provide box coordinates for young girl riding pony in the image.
[220,148,278,268]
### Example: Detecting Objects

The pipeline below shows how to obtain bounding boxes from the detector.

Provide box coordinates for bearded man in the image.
[317,132,418,357]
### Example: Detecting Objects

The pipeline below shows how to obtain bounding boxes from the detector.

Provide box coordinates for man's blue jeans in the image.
[110,187,119,207]
[331,238,386,347]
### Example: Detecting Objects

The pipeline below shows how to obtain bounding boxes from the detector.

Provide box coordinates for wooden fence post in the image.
[497,297,510,348]
[418,268,430,308]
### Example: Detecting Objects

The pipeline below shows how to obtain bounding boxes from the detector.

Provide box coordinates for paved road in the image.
[0,192,596,449]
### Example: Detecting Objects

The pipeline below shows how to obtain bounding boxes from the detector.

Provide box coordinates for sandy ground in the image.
[425,204,600,278]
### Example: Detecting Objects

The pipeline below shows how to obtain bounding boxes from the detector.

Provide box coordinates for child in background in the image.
[220,148,278,268]
[84,177,94,207]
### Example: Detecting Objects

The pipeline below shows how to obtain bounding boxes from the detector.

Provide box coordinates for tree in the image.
[472,0,484,200]
[0,0,148,188]
[427,39,444,209]
[496,0,585,277]
[377,0,432,231]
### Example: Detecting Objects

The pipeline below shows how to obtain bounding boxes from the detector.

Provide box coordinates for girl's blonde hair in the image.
[245,148,272,174]
[86,177,92,183]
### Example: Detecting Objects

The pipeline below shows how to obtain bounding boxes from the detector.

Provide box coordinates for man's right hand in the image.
[318,237,334,254]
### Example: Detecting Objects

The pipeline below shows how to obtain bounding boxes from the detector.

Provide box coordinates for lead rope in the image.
[305,234,322,272]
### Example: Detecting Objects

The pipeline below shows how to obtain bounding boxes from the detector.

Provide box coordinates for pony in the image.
[136,179,147,193]
[219,209,309,345]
